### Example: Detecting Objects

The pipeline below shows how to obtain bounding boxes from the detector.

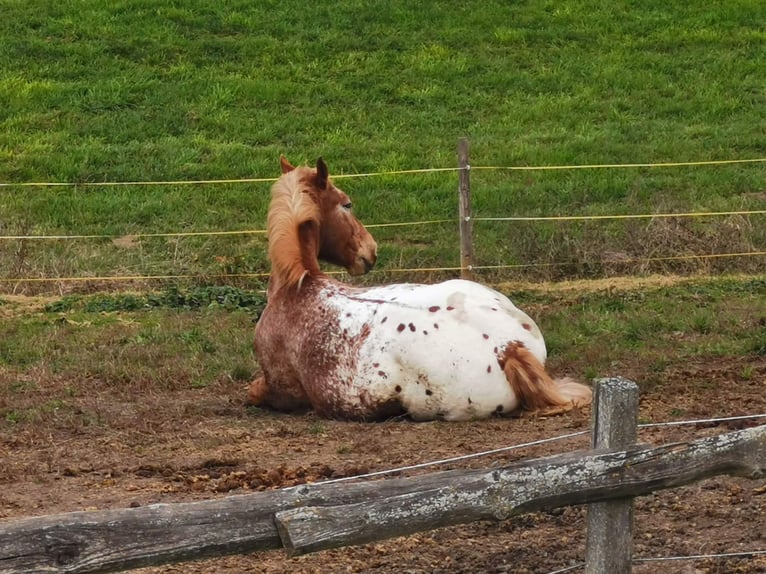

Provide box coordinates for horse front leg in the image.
[245,371,313,413]
[246,374,269,406]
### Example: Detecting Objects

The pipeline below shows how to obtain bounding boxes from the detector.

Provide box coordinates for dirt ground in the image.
[1,348,765,574]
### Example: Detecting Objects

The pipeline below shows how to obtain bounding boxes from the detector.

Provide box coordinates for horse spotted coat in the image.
[249,157,592,421]
[256,278,554,420]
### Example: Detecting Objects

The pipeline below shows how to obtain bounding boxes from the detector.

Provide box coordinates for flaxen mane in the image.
[267,167,321,290]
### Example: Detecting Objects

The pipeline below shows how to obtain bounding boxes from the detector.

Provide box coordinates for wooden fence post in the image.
[457,137,473,280]
[585,377,639,573]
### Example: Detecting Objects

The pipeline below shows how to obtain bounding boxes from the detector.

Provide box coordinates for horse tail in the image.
[500,342,592,415]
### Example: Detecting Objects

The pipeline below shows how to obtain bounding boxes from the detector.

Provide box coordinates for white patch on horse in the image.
[252,158,590,421]
[319,279,548,421]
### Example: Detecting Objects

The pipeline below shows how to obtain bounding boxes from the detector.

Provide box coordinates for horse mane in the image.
[267,167,322,290]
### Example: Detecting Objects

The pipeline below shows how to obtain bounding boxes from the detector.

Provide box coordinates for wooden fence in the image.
[1,378,764,574]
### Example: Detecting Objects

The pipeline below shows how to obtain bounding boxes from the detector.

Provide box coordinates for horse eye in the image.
[342,202,353,210]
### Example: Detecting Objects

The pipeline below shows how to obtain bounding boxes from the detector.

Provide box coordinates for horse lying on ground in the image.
[248,157,592,421]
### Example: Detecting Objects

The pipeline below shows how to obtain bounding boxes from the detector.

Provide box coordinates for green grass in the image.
[1,1,766,291]
[0,300,257,396]
[44,285,265,313]
[526,276,766,374]
[1,277,764,431]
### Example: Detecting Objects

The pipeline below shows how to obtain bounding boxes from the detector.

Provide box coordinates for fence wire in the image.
[2,156,766,188]
[2,250,764,284]
[2,159,764,284]
[548,550,766,574]
[2,208,766,241]
[307,412,766,486]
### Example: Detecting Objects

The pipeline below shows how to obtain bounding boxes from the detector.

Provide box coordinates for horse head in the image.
[268,157,377,289]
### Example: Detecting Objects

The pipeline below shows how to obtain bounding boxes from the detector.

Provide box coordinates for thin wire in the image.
[0,167,457,188]
[473,157,766,171]
[366,219,454,228]
[372,265,465,274]
[546,550,766,574]
[0,176,279,188]
[466,251,766,271]
[307,430,589,486]
[3,156,766,188]
[475,209,766,222]
[0,220,456,241]
[0,272,272,283]
[3,209,764,241]
[373,250,766,275]
[634,550,766,563]
[332,167,459,179]
[3,249,765,284]
[310,411,766,487]
[639,413,766,429]
[544,564,583,574]
[0,265,514,283]
[0,230,268,240]
[670,250,766,261]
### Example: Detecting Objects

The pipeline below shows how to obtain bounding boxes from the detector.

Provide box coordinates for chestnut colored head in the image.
[267,156,377,288]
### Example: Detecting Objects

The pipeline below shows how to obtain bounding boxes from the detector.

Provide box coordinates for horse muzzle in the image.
[348,236,377,276]
[348,253,376,276]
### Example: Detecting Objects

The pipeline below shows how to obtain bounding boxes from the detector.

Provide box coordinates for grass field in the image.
[1,1,765,291]
[2,275,764,423]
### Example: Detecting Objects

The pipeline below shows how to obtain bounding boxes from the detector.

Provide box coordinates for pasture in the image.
[2,278,765,572]
[1,1,766,572]
[1,1,766,286]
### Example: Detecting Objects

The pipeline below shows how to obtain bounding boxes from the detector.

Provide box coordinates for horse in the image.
[248,157,592,421]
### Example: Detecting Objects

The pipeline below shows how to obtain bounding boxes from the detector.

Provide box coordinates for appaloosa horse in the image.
[248,157,592,421]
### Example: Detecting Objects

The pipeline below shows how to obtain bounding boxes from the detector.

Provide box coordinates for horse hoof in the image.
[246,376,267,406]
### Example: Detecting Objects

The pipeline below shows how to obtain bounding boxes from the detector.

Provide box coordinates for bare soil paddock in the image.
[2,358,765,573]
[1,280,765,573]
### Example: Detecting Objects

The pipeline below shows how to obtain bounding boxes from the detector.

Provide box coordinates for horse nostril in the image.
[362,257,375,273]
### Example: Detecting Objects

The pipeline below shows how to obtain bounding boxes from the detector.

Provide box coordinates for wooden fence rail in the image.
[1,379,764,574]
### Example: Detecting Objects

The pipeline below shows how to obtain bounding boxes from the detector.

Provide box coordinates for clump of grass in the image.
[750,324,766,356]
[229,365,253,383]
[44,285,266,313]
[307,422,327,436]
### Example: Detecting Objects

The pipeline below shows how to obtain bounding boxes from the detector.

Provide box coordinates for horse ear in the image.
[280,155,295,174]
[316,157,329,188]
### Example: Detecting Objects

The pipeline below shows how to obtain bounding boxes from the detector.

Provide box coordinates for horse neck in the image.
[268,219,323,293]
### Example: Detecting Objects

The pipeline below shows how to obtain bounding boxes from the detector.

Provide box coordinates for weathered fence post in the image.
[457,137,473,280]
[585,377,640,574]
